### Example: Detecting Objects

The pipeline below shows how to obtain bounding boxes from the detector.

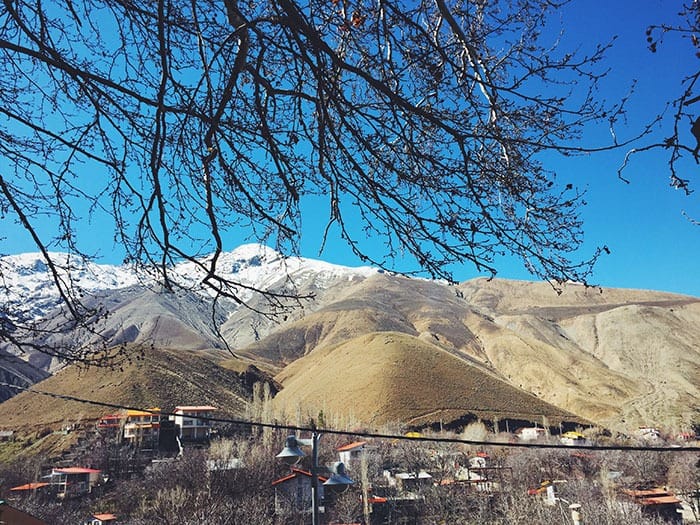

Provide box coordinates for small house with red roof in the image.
[48,467,103,499]
[0,500,47,525]
[173,406,217,441]
[83,513,118,524]
[272,468,329,514]
[622,487,683,524]
[336,440,367,466]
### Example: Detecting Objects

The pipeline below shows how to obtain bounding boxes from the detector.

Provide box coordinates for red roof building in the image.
[336,440,367,466]
[622,488,683,524]
[85,513,118,524]
[49,467,103,499]
[272,468,329,515]
[0,501,47,525]
[97,414,123,430]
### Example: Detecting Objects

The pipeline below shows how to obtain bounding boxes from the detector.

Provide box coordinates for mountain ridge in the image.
[1,246,698,433]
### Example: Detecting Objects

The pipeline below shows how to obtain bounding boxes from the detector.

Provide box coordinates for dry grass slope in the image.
[272,331,586,429]
[458,278,700,431]
[254,275,699,432]
[0,346,253,434]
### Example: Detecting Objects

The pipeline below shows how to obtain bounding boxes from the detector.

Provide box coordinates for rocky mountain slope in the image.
[0,349,49,403]
[1,245,698,434]
[234,272,699,432]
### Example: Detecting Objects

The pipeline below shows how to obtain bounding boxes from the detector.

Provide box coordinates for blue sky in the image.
[299,1,700,297]
[2,1,699,297]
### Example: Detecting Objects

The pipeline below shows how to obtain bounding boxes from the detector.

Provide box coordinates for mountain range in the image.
[0,245,698,435]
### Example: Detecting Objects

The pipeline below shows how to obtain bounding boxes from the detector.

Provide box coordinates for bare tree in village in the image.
[0,0,636,363]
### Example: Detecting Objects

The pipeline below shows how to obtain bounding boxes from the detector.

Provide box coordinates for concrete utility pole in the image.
[310,432,320,525]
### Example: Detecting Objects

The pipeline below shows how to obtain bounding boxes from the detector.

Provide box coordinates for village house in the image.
[450,453,505,492]
[528,480,561,506]
[635,427,662,443]
[10,471,101,501]
[48,467,104,499]
[430,452,510,494]
[0,500,47,525]
[173,405,217,442]
[516,426,547,441]
[560,431,587,446]
[97,414,123,434]
[272,467,328,515]
[382,470,433,494]
[336,440,367,466]
[621,487,683,524]
[83,513,118,525]
[123,408,161,446]
[96,404,217,450]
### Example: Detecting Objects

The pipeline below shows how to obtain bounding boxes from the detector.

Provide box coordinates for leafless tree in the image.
[621,1,700,198]
[1,0,632,362]
[667,451,700,521]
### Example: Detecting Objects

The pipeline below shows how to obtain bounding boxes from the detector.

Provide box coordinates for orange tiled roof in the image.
[93,513,118,520]
[622,488,682,505]
[53,467,101,474]
[271,467,328,485]
[10,482,49,491]
[337,440,367,452]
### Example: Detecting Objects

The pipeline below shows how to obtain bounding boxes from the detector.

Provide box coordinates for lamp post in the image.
[277,432,354,525]
[277,432,322,525]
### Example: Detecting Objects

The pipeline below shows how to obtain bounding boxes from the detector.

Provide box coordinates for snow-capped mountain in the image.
[0,244,380,372]
[0,244,377,323]
[0,251,139,319]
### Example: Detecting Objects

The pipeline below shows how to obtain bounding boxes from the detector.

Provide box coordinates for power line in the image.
[1,381,698,453]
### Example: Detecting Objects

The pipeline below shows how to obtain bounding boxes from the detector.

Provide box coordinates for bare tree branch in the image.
[0,0,638,362]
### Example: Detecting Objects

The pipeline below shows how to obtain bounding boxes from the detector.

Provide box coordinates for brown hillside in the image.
[272,331,586,429]
[243,275,700,432]
[239,301,416,365]
[6,272,697,437]
[459,277,696,315]
[0,346,259,434]
[456,278,700,431]
[239,273,485,365]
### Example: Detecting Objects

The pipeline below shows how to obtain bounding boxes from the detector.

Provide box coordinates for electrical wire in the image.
[0,381,698,453]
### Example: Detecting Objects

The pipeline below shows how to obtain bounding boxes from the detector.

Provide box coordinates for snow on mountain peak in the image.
[1,245,377,319]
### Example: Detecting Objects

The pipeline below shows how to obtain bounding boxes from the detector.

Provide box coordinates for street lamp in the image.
[277,432,322,525]
[324,462,354,486]
[277,432,354,525]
